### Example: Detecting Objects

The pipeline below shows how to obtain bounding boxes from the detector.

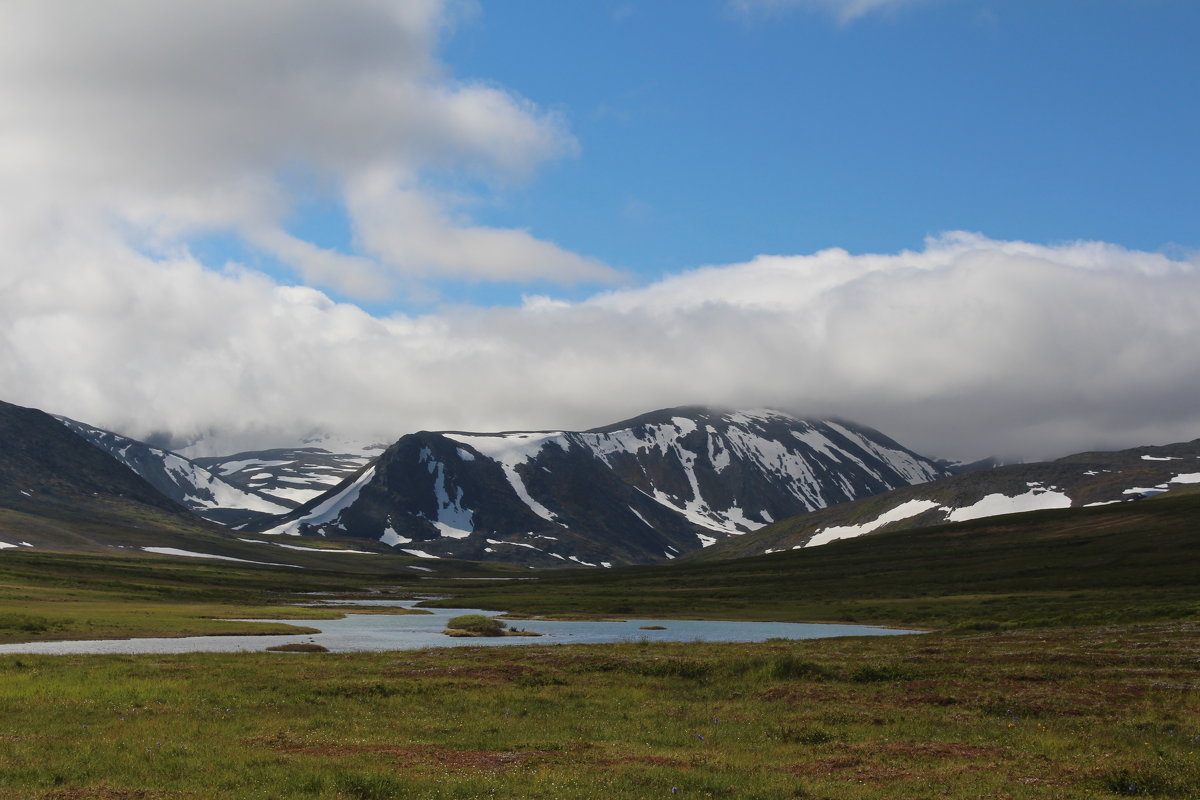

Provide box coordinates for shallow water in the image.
[0,601,921,655]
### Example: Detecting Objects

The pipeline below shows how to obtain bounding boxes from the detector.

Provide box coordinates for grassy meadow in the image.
[1,624,1197,799]
[0,492,1197,797]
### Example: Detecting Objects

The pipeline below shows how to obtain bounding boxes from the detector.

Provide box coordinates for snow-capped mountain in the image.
[253,407,947,566]
[189,436,387,507]
[57,417,294,527]
[699,438,1200,559]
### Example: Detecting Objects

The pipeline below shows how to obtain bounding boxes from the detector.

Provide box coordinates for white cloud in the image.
[4,225,1198,463]
[345,176,620,284]
[0,0,607,291]
[730,0,934,23]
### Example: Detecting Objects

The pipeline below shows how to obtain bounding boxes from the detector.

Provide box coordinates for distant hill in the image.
[251,407,947,566]
[190,439,386,507]
[0,398,215,551]
[692,437,1200,560]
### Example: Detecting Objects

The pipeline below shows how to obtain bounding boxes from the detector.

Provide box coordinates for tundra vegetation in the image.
[0,492,1196,798]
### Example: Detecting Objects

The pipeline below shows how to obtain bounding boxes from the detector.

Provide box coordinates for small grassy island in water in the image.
[442,614,541,637]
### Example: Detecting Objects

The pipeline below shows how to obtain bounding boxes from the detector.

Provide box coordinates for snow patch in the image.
[419,448,474,538]
[1170,472,1200,484]
[400,548,439,559]
[140,547,300,568]
[806,499,941,548]
[1123,484,1169,495]
[944,489,1071,522]
[628,506,654,529]
[671,416,698,435]
[380,527,411,547]
[1142,455,1181,461]
[486,538,543,552]
[273,543,375,554]
[216,458,291,476]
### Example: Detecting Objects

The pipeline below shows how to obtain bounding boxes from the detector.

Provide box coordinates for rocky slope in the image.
[0,399,215,551]
[57,417,295,527]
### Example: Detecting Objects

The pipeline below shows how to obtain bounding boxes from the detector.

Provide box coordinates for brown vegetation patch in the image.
[250,734,546,769]
[266,642,329,653]
[758,686,845,705]
[788,755,911,783]
[902,693,960,707]
[42,788,191,799]
[591,753,690,768]
[873,741,1008,761]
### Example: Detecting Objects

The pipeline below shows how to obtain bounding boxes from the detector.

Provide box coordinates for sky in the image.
[1,0,1198,461]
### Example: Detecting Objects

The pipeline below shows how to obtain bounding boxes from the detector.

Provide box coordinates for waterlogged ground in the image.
[0,621,1197,799]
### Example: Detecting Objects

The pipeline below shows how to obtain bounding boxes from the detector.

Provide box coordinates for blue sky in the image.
[447,1,1197,273]
[421,0,1200,307]
[3,0,1200,459]
[194,0,1200,310]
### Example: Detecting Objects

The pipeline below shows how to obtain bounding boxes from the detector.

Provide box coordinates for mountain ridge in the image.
[250,406,947,566]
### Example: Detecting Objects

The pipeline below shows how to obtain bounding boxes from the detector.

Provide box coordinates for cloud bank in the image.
[3,222,1197,461]
[0,0,615,296]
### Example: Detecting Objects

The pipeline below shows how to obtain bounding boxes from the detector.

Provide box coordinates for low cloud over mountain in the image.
[3,231,1197,462]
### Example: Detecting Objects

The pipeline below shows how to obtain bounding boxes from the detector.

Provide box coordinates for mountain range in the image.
[249,407,946,566]
[3,397,1197,569]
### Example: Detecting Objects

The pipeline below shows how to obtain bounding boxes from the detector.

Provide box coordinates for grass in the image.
[0,549,441,644]
[0,623,1197,798]
[0,492,1197,796]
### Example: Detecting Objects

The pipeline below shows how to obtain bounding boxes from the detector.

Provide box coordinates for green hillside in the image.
[418,490,1200,629]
